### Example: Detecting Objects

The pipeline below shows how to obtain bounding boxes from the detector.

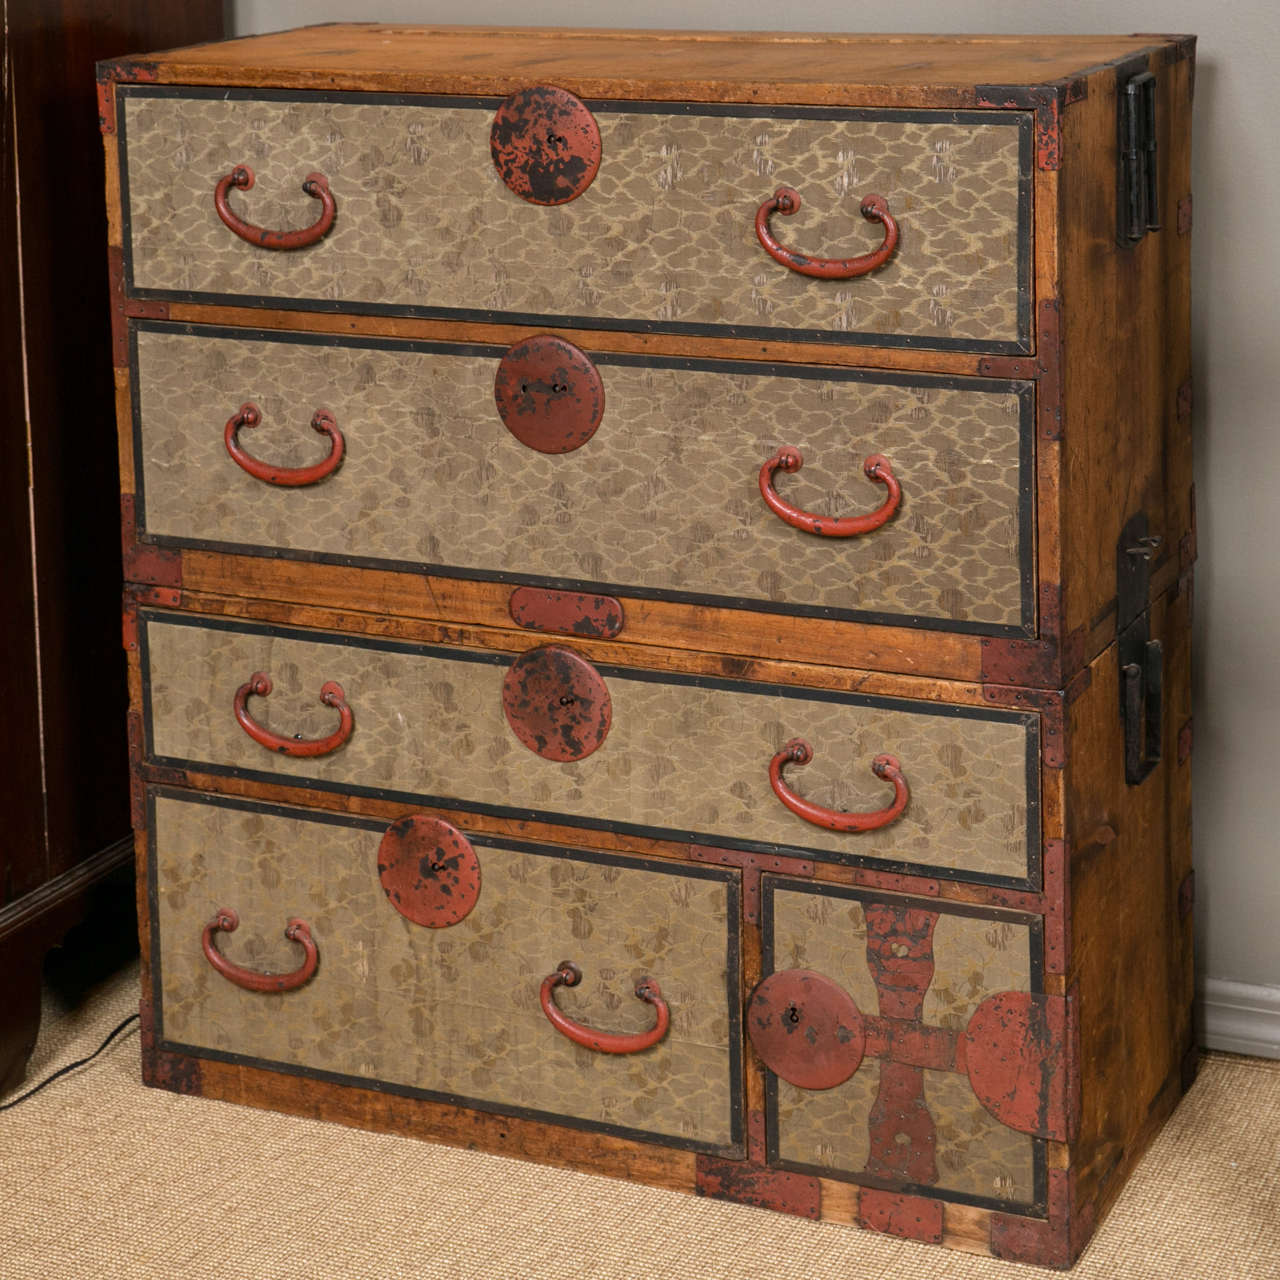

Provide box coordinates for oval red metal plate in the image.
[747,969,865,1090]
[509,587,624,638]
[501,645,612,762]
[494,336,605,454]
[490,86,601,206]
[377,815,481,928]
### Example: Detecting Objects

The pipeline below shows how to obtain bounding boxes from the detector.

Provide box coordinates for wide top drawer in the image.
[118,86,1033,353]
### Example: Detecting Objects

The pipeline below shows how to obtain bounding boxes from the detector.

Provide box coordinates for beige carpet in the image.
[1,961,1277,1279]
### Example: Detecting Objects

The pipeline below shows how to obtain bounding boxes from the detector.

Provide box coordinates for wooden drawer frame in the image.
[128,571,1192,1268]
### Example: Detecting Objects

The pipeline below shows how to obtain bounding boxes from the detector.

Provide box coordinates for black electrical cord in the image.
[0,1012,139,1112]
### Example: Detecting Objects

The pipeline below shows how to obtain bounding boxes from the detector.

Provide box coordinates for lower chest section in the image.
[147,787,1056,1214]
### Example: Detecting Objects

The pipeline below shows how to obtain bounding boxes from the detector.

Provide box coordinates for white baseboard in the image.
[1199,979,1280,1059]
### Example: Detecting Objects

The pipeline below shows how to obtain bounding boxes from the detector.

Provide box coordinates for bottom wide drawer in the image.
[148,787,744,1155]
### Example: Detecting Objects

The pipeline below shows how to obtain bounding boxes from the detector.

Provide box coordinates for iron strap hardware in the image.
[1123,640,1164,784]
[1119,70,1160,244]
[1117,512,1164,784]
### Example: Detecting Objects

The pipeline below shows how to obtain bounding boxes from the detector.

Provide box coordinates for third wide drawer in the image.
[139,609,1041,888]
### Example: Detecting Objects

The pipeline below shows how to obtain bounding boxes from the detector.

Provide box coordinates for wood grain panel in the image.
[108,26,1182,109]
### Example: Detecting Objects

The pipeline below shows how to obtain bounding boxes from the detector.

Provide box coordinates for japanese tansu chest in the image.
[100,25,1196,1269]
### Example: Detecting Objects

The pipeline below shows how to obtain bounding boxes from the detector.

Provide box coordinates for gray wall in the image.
[228,1,1280,1048]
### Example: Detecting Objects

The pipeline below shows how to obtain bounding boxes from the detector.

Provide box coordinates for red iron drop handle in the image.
[769,740,909,833]
[759,448,901,537]
[755,186,899,279]
[540,961,670,1055]
[214,164,336,250]
[233,672,353,758]
[201,908,318,993]
[225,402,345,487]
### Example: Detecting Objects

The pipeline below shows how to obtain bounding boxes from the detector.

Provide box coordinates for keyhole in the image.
[550,382,567,394]
[545,129,567,148]
[559,695,576,707]
[786,1004,801,1024]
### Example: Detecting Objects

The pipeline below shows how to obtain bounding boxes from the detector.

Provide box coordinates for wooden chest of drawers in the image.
[99,26,1196,1268]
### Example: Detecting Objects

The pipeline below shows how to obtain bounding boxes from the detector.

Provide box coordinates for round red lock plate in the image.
[494,336,605,454]
[746,968,865,1090]
[377,815,481,928]
[490,86,601,206]
[501,645,612,762]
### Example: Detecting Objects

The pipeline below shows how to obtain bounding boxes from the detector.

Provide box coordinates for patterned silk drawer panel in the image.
[119,87,1032,351]
[132,323,1034,634]
[150,788,742,1152]
[141,613,1040,887]
[760,877,1053,1212]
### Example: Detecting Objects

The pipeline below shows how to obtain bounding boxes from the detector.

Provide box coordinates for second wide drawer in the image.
[130,321,1035,635]
[141,611,1040,887]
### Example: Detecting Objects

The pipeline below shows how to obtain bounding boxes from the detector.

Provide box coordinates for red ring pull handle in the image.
[201,908,318,993]
[214,164,336,250]
[539,961,670,1055]
[769,740,909,833]
[233,671,353,758]
[224,403,345,487]
[759,448,901,537]
[755,186,899,279]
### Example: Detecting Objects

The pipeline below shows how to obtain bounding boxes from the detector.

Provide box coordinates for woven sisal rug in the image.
[1,962,1276,1278]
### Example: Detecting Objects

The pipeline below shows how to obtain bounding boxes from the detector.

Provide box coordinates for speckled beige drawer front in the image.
[763,877,1043,1210]
[131,322,1034,634]
[120,87,1031,351]
[141,612,1041,887]
[149,787,742,1151]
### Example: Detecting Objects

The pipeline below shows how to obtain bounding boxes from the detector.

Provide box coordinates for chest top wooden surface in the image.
[110,25,1189,104]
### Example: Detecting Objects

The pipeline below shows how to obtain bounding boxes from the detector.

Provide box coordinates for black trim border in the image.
[137,610,1043,891]
[758,874,1049,1216]
[146,784,745,1158]
[116,83,1035,355]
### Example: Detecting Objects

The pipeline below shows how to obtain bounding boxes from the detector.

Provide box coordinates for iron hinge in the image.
[1117,513,1164,784]
[1119,70,1160,244]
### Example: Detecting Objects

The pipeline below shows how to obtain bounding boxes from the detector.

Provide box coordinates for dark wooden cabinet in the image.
[0,2,223,1094]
